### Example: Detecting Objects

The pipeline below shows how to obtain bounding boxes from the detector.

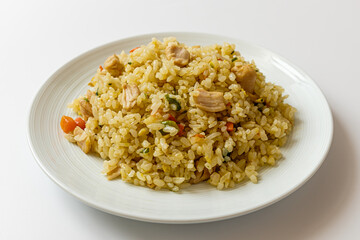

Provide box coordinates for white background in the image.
[1,0,359,239]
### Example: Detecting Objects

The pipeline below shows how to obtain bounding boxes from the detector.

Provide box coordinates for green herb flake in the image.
[141,148,149,154]
[222,148,232,162]
[108,83,112,86]
[231,57,238,62]
[128,62,132,65]
[210,62,215,68]
[161,120,179,129]
[95,88,99,96]
[230,50,235,55]
[159,129,168,136]
[222,149,232,157]
[165,94,181,111]
[83,97,89,102]
[98,124,103,128]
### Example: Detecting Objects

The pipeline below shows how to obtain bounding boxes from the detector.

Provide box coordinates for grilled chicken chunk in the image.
[79,102,93,121]
[73,126,91,153]
[193,88,226,112]
[121,84,140,110]
[231,64,257,93]
[165,43,190,67]
[104,54,123,77]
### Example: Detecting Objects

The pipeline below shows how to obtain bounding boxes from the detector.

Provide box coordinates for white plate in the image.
[27,32,333,223]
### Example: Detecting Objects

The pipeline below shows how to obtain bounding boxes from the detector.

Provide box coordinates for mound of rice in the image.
[65,37,296,191]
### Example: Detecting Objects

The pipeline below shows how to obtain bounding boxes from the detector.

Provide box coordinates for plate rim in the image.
[27,31,334,223]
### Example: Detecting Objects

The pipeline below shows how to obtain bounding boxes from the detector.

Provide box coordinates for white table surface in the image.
[1,0,359,239]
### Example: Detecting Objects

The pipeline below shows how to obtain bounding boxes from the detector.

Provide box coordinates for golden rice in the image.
[66,37,296,191]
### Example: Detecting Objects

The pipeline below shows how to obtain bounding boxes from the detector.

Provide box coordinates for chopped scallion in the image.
[222,148,232,162]
[222,149,231,157]
[165,94,181,111]
[159,129,168,135]
[141,148,149,154]
[161,120,179,129]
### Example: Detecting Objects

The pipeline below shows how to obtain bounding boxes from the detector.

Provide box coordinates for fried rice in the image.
[62,37,296,191]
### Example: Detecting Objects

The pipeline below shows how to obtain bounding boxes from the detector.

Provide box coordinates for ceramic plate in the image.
[27,32,333,223]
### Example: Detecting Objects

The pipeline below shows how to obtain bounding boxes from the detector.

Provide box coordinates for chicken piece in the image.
[79,97,93,121]
[73,126,91,153]
[193,88,226,112]
[231,64,257,93]
[190,168,210,184]
[165,43,190,67]
[121,84,140,110]
[79,90,94,121]
[104,54,123,77]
